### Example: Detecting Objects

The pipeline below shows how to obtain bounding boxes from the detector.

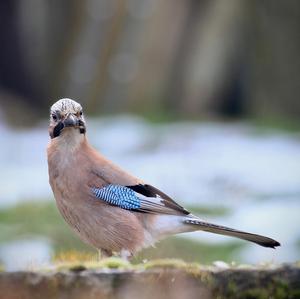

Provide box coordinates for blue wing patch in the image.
[92,185,141,210]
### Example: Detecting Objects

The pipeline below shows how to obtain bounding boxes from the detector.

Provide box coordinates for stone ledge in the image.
[0,263,299,299]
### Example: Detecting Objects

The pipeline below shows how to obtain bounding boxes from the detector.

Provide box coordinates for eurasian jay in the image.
[47,98,280,259]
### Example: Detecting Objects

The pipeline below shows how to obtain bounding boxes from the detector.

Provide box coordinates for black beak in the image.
[63,114,77,127]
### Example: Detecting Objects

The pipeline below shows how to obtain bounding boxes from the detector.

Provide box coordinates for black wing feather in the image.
[126,184,190,215]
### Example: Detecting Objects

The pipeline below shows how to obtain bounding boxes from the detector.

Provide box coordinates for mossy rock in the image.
[0,261,299,299]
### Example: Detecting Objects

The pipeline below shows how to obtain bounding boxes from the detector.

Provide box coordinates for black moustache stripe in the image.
[51,121,86,138]
[78,119,86,134]
[52,122,65,138]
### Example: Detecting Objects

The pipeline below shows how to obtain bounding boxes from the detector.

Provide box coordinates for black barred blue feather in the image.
[92,185,141,210]
[92,184,190,215]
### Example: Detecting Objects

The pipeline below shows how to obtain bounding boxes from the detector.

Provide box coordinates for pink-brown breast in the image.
[47,137,149,254]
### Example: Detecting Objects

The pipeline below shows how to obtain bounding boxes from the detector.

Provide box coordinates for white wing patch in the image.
[135,193,184,215]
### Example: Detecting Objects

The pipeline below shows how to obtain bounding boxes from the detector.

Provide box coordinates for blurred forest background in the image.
[1,0,299,125]
[0,0,300,270]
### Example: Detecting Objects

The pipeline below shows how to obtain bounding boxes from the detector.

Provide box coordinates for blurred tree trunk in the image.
[0,0,81,125]
[245,0,300,120]
[129,0,248,119]
[0,0,43,125]
[164,0,210,116]
[182,0,248,118]
[128,0,192,116]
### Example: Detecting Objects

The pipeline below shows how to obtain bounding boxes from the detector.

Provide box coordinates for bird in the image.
[47,98,280,260]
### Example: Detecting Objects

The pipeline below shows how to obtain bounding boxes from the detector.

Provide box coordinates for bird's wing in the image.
[91,184,190,216]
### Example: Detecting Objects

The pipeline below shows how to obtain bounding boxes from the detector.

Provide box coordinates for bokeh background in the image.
[0,0,299,270]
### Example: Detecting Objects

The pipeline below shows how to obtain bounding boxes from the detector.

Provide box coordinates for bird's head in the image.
[49,98,86,139]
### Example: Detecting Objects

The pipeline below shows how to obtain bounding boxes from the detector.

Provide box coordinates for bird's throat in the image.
[50,129,85,154]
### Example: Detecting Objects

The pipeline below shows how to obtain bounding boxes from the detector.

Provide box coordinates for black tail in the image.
[185,219,280,248]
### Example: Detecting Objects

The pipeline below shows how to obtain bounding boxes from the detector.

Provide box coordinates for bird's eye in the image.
[80,111,83,116]
[52,114,57,121]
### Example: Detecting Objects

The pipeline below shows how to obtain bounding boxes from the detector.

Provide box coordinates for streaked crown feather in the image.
[50,98,82,115]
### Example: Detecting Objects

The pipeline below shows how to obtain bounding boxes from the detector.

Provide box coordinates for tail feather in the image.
[185,219,280,248]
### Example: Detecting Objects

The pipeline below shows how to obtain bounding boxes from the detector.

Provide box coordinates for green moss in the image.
[216,277,300,299]
[55,257,132,272]
[54,258,203,273]
[290,289,300,298]
[140,258,216,283]
[99,257,131,269]
[238,288,270,299]
[143,258,188,269]
[273,280,291,298]
[227,281,238,294]
[234,285,295,299]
